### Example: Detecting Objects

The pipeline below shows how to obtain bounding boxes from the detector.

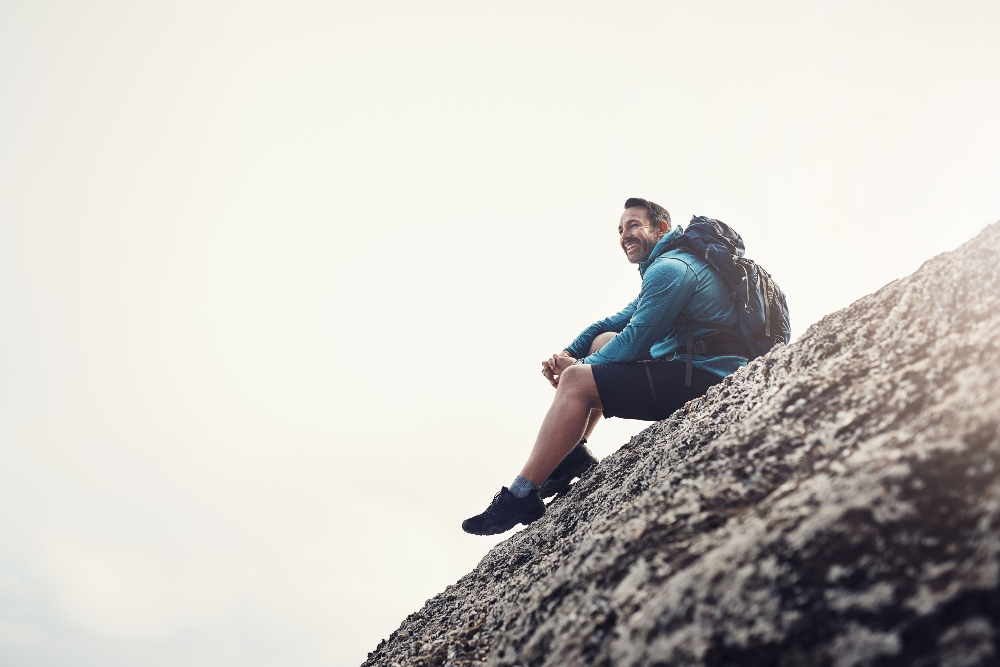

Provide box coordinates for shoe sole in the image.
[463,511,543,536]
[538,460,597,500]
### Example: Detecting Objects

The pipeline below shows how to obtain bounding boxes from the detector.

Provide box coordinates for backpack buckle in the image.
[692,340,708,355]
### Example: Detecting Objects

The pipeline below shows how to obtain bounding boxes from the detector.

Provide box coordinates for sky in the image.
[1,1,998,665]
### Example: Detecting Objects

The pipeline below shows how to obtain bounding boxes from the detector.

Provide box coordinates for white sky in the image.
[1,1,998,665]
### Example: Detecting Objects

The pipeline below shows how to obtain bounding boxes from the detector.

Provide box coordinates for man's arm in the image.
[562,298,638,359]
[581,258,698,364]
[541,301,636,388]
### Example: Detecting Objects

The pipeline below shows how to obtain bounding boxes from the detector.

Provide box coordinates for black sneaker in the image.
[538,440,598,499]
[462,487,545,536]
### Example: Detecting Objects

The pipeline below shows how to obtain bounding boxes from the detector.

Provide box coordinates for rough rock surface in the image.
[363,223,1000,667]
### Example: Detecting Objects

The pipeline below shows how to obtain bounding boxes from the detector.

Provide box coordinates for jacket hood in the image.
[638,225,684,277]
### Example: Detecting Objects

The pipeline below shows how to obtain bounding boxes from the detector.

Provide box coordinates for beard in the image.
[624,235,661,264]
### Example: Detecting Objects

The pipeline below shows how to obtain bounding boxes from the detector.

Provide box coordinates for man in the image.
[462,198,749,536]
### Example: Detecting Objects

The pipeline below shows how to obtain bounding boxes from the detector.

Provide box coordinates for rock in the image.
[362,222,1000,667]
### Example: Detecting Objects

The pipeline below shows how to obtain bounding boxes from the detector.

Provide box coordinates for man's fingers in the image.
[546,370,558,388]
[541,359,561,389]
[542,353,571,389]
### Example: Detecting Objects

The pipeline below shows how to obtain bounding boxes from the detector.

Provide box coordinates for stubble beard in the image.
[625,236,660,264]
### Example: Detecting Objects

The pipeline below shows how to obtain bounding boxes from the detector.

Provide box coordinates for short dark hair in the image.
[624,197,671,231]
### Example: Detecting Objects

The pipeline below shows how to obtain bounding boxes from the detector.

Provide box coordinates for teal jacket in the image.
[564,226,748,378]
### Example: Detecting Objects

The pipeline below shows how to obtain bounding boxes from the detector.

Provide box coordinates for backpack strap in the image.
[685,324,694,387]
[677,318,747,387]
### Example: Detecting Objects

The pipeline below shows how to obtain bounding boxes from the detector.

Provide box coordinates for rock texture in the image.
[364,223,1000,667]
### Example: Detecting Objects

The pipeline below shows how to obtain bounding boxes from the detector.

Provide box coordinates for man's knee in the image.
[588,332,617,355]
[558,365,601,405]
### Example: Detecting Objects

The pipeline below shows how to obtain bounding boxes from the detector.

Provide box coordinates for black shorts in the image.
[591,360,724,421]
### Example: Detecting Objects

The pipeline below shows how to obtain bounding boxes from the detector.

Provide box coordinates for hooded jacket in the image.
[564,225,747,379]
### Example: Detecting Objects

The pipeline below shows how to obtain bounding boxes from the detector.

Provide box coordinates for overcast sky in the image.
[1,1,998,665]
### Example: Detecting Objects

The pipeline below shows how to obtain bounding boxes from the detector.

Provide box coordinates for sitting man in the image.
[462,198,750,536]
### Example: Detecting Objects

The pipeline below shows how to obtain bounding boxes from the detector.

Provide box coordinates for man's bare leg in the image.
[581,332,617,440]
[519,364,603,485]
[463,341,609,535]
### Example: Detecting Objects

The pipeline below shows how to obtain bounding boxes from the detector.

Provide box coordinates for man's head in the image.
[619,197,672,264]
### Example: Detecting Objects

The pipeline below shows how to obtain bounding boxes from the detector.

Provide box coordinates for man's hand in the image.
[541,351,577,388]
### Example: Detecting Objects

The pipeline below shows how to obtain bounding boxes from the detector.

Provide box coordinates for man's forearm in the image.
[564,331,598,360]
[564,315,632,359]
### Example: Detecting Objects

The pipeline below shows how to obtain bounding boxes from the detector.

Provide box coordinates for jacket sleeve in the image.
[581,258,698,364]
[563,298,638,359]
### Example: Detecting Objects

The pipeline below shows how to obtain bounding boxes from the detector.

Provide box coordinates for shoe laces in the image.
[484,489,508,515]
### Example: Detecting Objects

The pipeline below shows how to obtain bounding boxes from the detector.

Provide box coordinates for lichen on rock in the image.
[363,222,1000,667]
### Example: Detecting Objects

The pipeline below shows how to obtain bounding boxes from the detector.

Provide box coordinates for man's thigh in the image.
[591,360,722,421]
[588,332,617,355]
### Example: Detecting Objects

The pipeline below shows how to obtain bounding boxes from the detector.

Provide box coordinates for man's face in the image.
[619,206,665,264]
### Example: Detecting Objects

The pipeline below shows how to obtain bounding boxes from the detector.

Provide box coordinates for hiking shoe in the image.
[462,487,545,536]
[538,440,598,499]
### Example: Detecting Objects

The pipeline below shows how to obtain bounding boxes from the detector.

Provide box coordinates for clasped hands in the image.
[541,350,577,388]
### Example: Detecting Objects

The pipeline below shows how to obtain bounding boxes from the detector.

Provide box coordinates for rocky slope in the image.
[363,222,1000,667]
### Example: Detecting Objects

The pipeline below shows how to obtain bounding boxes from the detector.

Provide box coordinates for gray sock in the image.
[509,475,540,499]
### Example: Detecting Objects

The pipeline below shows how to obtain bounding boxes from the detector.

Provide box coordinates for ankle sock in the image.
[509,475,540,499]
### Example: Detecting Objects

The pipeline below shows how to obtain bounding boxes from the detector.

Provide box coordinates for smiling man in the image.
[462,198,751,536]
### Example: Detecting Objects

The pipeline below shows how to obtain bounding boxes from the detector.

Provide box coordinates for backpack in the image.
[673,215,791,385]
